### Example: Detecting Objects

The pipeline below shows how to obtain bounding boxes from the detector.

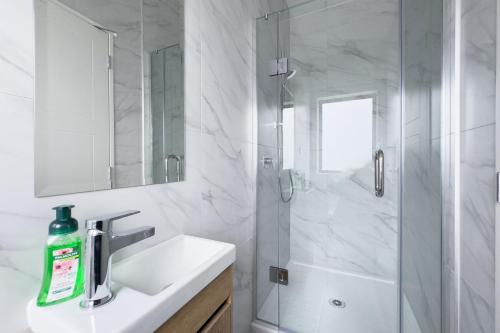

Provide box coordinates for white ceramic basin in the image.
[113,234,230,296]
[27,235,236,333]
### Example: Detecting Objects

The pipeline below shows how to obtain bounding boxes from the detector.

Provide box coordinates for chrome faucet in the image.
[80,210,155,309]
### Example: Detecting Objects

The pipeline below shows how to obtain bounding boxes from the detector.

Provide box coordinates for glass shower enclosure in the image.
[255,0,442,332]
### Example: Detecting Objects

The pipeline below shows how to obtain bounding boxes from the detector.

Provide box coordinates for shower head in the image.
[286,69,297,80]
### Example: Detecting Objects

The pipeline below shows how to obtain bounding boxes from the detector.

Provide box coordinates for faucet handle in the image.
[86,210,140,231]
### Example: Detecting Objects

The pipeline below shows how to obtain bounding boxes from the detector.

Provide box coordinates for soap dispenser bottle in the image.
[36,205,84,306]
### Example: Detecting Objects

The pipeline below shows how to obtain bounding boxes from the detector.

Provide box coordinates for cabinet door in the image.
[200,300,232,333]
[155,266,233,333]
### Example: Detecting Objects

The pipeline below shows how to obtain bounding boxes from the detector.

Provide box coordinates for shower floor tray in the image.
[255,261,398,333]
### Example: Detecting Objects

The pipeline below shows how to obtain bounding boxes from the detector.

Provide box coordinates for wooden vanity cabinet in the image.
[155,265,233,333]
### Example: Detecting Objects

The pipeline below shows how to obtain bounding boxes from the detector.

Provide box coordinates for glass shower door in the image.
[256,11,281,327]
[256,0,443,332]
[275,1,400,332]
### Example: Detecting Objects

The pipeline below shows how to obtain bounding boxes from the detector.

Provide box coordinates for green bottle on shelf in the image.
[36,205,84,307]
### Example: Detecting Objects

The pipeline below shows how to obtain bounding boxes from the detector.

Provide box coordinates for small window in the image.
[319,95,374,172]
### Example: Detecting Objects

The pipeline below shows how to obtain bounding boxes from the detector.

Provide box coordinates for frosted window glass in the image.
[320,98,373,172]
[282,106,295,170]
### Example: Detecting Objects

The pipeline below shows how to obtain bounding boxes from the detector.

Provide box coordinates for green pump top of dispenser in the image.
[49,205,78,235]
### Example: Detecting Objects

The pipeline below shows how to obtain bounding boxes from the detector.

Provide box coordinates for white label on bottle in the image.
[46,247,79,303]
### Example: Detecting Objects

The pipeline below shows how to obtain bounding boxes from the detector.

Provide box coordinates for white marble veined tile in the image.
[459,124,495,333]
[461,0,496,131]
[200,134,255,241]
[199,133,257,331]
[143,0,182,51]
[0,0,34,98]
[200,0,261,145]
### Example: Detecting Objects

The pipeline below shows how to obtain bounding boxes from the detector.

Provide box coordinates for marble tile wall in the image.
[0,0,287,332]
[462,0,497,330]
[403,0,498,331]
[459,125,495,333]
[200,1,288,330]
[441,0,497,331]
[1,0,495,332]
[458,0,496,331]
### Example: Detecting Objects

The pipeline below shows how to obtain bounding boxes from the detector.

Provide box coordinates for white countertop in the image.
[27,235,236,333]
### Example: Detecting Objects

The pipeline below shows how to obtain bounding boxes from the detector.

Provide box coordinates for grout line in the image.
[459,122,495,134]
[0,90,33,101]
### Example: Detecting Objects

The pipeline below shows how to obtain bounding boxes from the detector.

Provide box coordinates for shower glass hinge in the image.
[107,55,113,70]
[270,266,288,285]
[269,57,288,76]
[261,156,274,169]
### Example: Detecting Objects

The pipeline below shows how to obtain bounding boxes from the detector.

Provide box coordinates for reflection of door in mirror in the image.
[150,45,184,184]
[35,0,113,196]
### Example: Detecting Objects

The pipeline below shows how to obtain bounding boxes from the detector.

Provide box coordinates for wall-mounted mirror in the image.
[34,0,185,197]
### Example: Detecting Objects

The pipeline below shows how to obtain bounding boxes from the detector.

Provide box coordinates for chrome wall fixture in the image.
[269,55,295,203]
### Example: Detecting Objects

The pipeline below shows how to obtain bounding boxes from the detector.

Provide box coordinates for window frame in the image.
[317,92,377,174]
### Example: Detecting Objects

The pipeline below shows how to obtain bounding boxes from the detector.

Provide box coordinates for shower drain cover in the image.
[329,298,346,308]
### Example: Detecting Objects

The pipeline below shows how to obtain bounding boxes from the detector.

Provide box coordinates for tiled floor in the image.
[256,261,398,333]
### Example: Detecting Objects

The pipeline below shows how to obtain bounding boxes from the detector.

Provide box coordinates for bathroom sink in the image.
[27,235,236,333]
[113,235,232,295]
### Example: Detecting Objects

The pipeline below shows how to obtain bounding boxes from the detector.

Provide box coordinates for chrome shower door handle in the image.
[374,149,384,197]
